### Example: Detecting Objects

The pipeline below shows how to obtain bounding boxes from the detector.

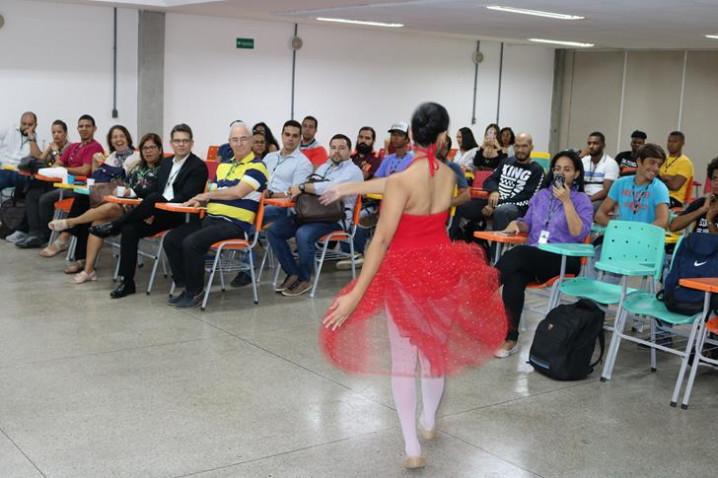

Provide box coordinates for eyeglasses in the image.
[142,145,159,151]
[229,136,251,144]
[171,139,192,145]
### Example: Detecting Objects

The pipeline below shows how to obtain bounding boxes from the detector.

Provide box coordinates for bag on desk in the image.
[89,180,124,208]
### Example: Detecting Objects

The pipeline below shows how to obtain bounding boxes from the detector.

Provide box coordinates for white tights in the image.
[387,313,445,457]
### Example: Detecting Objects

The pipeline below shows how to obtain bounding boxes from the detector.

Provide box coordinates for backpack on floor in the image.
[657,232,718,316]
[528,299,605,381]
[0,195,26,239]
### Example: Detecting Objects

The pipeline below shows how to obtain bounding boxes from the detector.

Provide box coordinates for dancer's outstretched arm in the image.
[319,177,387,205]
[323,174,406,330]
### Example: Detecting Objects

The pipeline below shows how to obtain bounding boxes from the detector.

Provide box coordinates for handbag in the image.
[294,173,344,225]
[89,180,124,208]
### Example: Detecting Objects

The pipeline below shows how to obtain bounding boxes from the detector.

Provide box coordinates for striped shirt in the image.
[207,152,268,230]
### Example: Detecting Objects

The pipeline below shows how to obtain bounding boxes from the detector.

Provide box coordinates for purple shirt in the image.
[518,188,593,246]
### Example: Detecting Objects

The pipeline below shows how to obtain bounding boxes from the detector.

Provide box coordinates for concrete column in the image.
[137,10,165,137]
[549,49,568,154]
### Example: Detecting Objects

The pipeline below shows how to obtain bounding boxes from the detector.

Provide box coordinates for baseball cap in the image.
[388,122,409,134]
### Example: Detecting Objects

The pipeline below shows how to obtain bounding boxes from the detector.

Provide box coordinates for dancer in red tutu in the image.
[320,102,507,469]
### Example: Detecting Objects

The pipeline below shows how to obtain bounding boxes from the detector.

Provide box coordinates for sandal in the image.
[39,240,69,258]
[64,261,85,274]
[48,219,70,232]
[73,270,97,284]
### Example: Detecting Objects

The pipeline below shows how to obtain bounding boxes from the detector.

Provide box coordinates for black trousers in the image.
[24,183,68,240]
[497,245,581,341]
[117,192,186,282]
[163,216,246,295]
[67,194,90,260]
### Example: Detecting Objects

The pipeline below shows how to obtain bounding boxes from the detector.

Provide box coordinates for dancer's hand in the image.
[323,292,360,331]
[320,185,345,205]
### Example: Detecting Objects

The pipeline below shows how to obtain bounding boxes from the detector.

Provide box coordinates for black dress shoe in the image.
[90,222,121,238]
[168,290,188,305]
[15,236,45,249]
[174,291,203,308]
[230,272,253,288]
[110,281,136,299]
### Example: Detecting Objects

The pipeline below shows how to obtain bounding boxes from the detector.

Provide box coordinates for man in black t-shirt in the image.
[614,130,647,176]
[669,157,718,234]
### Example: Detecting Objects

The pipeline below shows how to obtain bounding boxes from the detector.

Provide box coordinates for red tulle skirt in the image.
[320,212,508,377]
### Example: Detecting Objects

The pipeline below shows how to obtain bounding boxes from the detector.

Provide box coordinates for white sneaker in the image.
[5,230,28,243]
[494,341,519,359]
[336,254,363,270]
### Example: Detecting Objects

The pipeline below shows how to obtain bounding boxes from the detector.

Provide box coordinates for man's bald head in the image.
[228,121,254,159]
[20,111,37,136]
[514,132,534,162]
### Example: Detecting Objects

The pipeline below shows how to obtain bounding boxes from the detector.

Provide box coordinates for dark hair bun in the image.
[411,102,449,147]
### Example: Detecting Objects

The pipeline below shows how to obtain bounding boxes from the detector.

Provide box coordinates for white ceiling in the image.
[58,0,718,49]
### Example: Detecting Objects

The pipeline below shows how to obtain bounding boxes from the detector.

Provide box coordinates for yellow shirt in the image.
[659,154,693,204]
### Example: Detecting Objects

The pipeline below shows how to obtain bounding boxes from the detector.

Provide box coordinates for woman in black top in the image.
[473,123,506,170]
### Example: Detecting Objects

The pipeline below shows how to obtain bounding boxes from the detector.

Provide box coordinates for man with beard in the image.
[351,126,382,179]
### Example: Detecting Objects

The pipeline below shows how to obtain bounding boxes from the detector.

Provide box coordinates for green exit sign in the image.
[236,38,254,49]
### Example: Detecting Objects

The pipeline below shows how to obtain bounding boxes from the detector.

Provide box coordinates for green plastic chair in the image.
[556,221,666,311]
[600,236,704,408]
[532,157,550,171]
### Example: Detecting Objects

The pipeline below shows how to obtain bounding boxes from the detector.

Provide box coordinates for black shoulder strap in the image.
[589,330,606,369]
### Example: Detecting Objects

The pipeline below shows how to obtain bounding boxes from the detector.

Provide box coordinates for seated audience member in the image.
[499,126,516,157]
[253,122,279,152]
[452,133,543,240]
[595,143,670,228]
[266,134,364,297]
[164,122,268,308]
[453,127,480,171]
[8,120,70,245]
[581,131,618,211]
[90,123,208,299]
[495,150,593,358]
[300,115,329,168]
[669,157,718,235]
[614,130,646,176]
[217,120,244,162]
[660,131,694,208]
[351,126,382,179]
[0,111,44,194]
[374,122,414,177]
[24,115,103,252]
[251,130,269,160]
[55,124,139,272]
[437,135,470,207]
[473,123,506,171]
[262,120,313,224]
[48,133,162,283]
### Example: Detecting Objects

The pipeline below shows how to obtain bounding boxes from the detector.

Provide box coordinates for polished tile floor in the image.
[1,241,716,478]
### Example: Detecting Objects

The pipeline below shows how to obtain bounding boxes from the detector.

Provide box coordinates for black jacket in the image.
[155,153,208,203]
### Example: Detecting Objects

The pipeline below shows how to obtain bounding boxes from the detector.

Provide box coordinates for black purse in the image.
[294,173,345,225]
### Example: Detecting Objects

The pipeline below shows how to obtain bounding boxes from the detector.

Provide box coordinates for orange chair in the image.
[472,170,492,189]
[48,197,75,248]
[310,196,363,298]
[199,198,267,309]
[205,160,219,183]
[206,145,220,162]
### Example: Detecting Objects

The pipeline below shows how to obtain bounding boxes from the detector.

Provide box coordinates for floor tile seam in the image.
[0,336,217,371]
[186,316,395,411]
[440,379,599,420]
[439,429,547,478]
[0,424,47,478]
[169,426,397,478]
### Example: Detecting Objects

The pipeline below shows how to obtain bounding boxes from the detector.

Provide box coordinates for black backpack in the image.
[528,299,605,380]
[657,233,718,316]
[0,195,26,239]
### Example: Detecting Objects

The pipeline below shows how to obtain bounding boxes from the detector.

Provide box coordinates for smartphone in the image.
[553,174,565,188]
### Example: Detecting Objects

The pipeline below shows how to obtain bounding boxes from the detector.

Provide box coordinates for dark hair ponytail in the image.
[411,102,449,147]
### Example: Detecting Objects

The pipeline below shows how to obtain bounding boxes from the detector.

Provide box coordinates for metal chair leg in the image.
[670,315,701,407]
[649,318,657,372]
[310,241,330,298]
[202,250,222,311]
[248,249,259,304]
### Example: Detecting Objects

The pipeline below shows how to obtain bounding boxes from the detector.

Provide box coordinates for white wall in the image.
[164,13,555,156]
[0,0,138,150]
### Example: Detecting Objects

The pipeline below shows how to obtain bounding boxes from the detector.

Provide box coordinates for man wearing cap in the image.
[614,130,647,176]
[374,122,414,178]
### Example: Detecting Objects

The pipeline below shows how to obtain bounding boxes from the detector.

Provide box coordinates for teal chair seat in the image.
[622,291,700,326]
[538,243,595,257]
[559,276,637,305]
[594,260,656,277]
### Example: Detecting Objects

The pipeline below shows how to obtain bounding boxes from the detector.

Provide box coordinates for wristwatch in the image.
[299,183,306,192]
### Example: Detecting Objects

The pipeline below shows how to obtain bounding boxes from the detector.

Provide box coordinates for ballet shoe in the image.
[419,425,437,440]
[403,456,426,470]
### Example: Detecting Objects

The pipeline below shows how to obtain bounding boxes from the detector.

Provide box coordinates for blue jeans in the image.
[262,205,288,227]
[0,170,28,192]
[265,215,341,281]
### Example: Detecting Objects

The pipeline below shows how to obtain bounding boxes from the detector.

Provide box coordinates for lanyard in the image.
[543,197,562,228]
[166,161,183,187]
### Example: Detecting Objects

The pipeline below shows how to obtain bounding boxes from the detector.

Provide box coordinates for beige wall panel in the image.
[563,51,624,152]
[620,51,683,155]
[681,51,718,185]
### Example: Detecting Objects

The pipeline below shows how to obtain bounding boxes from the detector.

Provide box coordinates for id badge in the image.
[538,230,550,245]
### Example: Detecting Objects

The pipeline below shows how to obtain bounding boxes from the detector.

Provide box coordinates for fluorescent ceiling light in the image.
[706,34,718,40]
[487,5,584,20]
[529,38,594,48]
[316,17,404,28]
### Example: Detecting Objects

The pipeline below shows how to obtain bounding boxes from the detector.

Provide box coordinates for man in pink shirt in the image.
[18,115,103,250]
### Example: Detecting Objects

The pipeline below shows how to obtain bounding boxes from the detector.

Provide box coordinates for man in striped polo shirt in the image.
[163,122,268,308]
